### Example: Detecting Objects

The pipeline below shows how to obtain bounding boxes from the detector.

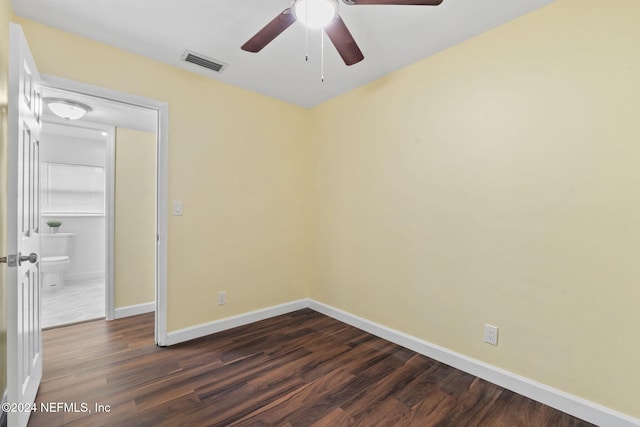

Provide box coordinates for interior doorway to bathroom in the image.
[39,81,163,331]
[40,122,110,327]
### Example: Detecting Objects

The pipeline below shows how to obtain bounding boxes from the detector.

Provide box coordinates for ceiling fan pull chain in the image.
[321,30,325,82]
[305,27,309,61]
[305,3,309,61]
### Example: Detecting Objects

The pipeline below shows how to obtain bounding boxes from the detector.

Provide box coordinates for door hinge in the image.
[0,254,18,267]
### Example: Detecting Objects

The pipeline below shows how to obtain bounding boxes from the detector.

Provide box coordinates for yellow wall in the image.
[114,128,156,308]
[0,0,14,402]
[14,17,313,331]
[310,0,640,418]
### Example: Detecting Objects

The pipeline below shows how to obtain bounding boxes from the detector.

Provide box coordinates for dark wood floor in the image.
[29,309,594,427]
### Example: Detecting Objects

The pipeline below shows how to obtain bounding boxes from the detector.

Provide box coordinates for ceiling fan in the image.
[241,0,444,66]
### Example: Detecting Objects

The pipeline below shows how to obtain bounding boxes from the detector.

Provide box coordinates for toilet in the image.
[41,233,75,289]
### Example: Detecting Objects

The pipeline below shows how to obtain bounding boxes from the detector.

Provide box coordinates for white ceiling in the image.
[12,0,555,108]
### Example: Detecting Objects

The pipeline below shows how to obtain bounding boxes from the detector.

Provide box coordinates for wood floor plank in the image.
[29,309,596,427]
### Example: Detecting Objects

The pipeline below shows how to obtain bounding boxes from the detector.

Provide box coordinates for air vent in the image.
[181,50,227,73]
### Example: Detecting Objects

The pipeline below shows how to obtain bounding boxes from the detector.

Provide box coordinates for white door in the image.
[6,23,43,427]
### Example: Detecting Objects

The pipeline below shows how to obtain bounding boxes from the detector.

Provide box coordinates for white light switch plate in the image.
[173,201,183,216]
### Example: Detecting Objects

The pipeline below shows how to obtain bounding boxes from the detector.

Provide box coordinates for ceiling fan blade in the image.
[241,9,296,53]
[324,16,364,66]
[345,0,443,5]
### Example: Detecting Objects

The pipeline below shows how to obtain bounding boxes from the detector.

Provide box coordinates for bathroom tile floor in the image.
[42,280,105,329]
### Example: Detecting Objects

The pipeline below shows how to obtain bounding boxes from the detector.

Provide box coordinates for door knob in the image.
[19,252,38,265]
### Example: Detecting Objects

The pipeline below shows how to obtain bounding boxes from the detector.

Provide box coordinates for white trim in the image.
[114,302,156,319]
[155,104,169,345]
[165,300,308,346]
[40,74,169,346]
[42,213,106,218]
[105,127,116,321]
[64,271,105,285]
[306,299,640,427]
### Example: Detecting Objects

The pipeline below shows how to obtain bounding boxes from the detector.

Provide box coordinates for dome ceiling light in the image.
[44,98,92,120]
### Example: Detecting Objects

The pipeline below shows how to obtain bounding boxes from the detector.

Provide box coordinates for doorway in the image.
[40,121,110,328]
[39,75,169,344]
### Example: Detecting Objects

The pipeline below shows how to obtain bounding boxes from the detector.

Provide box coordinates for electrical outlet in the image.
[217,291,227,305]
[484,324,498,346]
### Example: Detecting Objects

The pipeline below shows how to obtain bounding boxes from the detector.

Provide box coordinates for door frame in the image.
[39,74,169,345]
[105,125,116,320]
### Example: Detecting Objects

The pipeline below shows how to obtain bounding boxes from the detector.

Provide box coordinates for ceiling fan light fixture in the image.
[293,0,339,29]
[44,97,92,120]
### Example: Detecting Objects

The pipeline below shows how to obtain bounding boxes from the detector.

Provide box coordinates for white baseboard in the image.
[64,271,104,285]
[306,299,640,427]
[165,299,307,346]
[161,297,639,427]
[114,302,155,319]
